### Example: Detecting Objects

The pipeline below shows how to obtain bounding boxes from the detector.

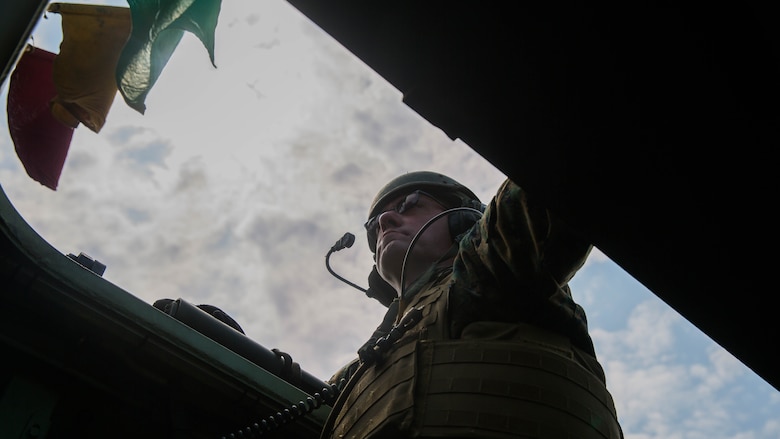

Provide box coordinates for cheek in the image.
[426,217,453,249]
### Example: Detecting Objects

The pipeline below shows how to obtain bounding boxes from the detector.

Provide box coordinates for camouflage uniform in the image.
[325,179,623,439]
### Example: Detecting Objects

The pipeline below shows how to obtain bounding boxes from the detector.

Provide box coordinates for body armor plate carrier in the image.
[327,275,622,439]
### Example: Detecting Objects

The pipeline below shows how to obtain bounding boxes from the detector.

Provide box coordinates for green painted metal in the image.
[0,0,48,90]
[0,178,330,438]
[0,377,57,439]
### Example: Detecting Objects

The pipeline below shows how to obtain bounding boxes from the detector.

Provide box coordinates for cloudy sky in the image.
[1,1,778,437]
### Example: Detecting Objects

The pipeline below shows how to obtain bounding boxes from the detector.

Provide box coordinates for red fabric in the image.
[6,46,74,190]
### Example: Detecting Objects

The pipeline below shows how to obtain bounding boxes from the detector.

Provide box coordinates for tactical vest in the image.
[327,274,623,439]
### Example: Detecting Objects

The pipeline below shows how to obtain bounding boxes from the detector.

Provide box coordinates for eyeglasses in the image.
[364,190,441,239]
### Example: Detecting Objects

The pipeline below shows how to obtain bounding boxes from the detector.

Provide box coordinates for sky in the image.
[1,1,778,438]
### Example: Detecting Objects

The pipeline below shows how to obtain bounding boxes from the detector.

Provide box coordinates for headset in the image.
[328,195,485,307]
[447,197,486,241]
[398,204,484,298]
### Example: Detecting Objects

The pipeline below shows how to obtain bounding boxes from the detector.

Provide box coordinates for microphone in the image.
[330,232,356,252]
[326,232,368,294]
[324,232,398,307]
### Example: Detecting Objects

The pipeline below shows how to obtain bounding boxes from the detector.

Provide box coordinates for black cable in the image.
[219,383,341,439]
[325,248,368,294]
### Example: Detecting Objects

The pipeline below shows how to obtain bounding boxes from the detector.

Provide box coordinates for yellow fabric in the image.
[47,3,131,133]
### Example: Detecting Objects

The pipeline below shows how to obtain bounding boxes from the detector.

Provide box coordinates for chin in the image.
[376,246,404,282]
[378,241,407,261]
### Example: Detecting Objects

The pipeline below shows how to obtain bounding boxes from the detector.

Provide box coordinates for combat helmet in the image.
[365,171,483,253]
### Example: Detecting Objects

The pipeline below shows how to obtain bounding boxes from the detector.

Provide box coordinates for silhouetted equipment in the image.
[67,251,106,276]
[0,180,330,438]
[155,297,332,399]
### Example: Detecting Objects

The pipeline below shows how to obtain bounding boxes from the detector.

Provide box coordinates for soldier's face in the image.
[373,192,452,290]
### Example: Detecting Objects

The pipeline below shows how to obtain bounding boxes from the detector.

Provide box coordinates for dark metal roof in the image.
[286,1,780,391]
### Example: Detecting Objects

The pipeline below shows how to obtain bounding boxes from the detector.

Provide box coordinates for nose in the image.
[377,209,402,233]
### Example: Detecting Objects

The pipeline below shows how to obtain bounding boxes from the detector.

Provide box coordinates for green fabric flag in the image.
[116,0,222,114]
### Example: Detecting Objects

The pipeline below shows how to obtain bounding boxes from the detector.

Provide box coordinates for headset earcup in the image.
[367,265,398,307]
[448,201,484,240]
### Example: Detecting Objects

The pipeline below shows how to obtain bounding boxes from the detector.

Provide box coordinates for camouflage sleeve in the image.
[450,178,593,339]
